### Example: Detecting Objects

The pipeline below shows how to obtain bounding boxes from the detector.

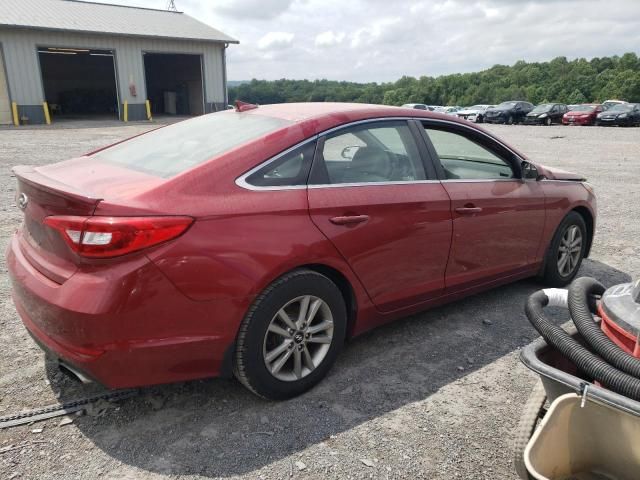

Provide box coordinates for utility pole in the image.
[167,1,178,12]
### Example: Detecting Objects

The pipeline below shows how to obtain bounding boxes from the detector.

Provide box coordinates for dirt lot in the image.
[0,121,638,479]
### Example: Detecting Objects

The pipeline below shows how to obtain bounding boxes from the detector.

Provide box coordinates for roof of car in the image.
[241,102,457,123]
[233,102,528,160]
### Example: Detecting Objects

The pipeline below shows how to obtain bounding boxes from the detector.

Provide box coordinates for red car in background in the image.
[7,103,596,400]
[563,104,603,126]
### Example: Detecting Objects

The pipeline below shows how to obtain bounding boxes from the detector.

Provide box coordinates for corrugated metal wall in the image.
[0,28,226,107]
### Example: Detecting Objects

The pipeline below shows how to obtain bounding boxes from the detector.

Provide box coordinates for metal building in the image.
[0,0,238,125]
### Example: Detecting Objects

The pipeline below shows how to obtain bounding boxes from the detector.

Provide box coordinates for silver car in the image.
[456,105,495,123]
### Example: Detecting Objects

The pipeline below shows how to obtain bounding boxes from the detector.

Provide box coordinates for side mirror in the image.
[522,161,539,180]
[341,145,360,160]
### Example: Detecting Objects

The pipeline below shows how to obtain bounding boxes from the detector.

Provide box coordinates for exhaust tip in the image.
[58,362,93,384]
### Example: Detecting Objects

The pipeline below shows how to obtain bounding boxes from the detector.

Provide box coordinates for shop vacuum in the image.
[526,277,640,401]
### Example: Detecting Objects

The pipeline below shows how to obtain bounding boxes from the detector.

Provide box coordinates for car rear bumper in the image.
[7,233,244,389]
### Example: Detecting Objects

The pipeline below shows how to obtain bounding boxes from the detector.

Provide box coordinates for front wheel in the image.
[541,211,587,287]
[476,115,483,123]
[234,269,347,400]
[506,115,514,125]
[545,117,552,126]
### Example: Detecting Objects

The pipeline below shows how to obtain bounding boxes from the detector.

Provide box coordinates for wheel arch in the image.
[572,206,594,258]
[299,263,358,339]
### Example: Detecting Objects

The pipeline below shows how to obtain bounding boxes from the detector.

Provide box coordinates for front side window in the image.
[318,122,426,184]
[424,127,514,180]
[245,141,316,187]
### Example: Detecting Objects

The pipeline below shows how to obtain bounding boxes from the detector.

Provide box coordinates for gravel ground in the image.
[0,121,638,480]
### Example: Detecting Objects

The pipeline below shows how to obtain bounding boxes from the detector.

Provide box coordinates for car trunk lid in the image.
[14,165,102,283]
[13,160,165,284]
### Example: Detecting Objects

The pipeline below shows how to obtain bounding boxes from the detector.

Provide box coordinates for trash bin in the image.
[524,393,640,480]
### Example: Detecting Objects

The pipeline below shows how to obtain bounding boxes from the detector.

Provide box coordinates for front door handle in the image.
[455,206,483,215]
[329,215,370,226]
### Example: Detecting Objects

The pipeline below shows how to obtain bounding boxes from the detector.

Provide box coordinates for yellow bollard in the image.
[145,99,152,121]
[11,102,19,126]
[43,102,51,125]
[123,100,128,122]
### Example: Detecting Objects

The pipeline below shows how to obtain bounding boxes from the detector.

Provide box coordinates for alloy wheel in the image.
[557,225,583,277]
[262,295,334,382]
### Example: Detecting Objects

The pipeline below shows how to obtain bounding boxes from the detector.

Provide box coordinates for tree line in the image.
[228,53,640,107]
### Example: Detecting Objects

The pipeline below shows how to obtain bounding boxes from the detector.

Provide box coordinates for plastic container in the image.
[524,393,640,480]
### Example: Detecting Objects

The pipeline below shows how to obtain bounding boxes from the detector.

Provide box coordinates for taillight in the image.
[43,216,193,258]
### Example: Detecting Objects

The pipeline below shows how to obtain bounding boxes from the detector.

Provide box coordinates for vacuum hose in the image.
[525,288,640,401]
[568,277,640,378]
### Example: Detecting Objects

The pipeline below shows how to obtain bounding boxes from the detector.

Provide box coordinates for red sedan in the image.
[7,103,596,399]
[563,104,603,125]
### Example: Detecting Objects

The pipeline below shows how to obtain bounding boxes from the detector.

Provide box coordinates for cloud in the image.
[214,0,295,19]
[315,31,346,47]
[89,0,640,83]
[257,31,296,51]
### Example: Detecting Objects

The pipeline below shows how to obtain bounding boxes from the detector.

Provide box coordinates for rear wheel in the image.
[234,269,347,400]
[541,211,587,287]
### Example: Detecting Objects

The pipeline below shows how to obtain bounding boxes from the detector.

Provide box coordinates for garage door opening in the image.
[38,47,119,121]
[143,53,204,117]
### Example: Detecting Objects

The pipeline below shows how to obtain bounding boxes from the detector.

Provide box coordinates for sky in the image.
[92,0,640,82]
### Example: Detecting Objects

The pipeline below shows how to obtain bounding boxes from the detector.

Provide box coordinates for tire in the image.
[506,115,514,125]
[545,117,552,126]
[541,211,588,287]
[476,114,483,124]
[513,381,547,480]
[234,269,347,400]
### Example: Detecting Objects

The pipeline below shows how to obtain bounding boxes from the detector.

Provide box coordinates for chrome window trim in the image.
[235,136,319,191]
[439,178,521,183]
[235,116,526,191]
[308,180,441,189]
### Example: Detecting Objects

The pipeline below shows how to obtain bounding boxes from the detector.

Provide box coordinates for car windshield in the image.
[531,104,553,113]
[569,105,596,112]
[608,104,633,112]
[497,102,517,108]
[469,105,486,110]
[93,112,292,178]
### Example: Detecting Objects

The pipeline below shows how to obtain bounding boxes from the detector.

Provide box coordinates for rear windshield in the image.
[93,112,292,178]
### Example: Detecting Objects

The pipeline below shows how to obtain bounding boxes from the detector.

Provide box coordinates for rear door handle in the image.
[329,215,370,226]
[455,206,483,214]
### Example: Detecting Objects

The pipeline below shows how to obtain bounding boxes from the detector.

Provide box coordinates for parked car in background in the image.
[602,100,628,111]
[402,103,434,111]
[456,105,494,123]
[523,103,569,125]
[6,102,596,400]
[433,106,460,114]
[596,103,640,126]
[484,101,534,124]
[562,104,603,126]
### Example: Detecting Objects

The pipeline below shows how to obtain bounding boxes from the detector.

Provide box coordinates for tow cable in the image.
[0,389,138,429]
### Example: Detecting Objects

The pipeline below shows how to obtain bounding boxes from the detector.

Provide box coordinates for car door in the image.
[418,121,546,293]
[307,120,452,312]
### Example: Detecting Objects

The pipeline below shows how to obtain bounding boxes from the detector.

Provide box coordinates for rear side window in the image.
[317,122,426,185]
[245,141,316,187]
[93,112,291,178]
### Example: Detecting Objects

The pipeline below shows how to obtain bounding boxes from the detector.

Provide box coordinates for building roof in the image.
[0,0,238,44]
